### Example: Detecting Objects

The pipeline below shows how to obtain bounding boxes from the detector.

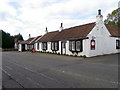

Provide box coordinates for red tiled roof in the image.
[37,31,59,42]
[22,23,119,44]
[51,22,96,41]
[105,24,120,37]
[31,35,42,43]
[24,37,35,44]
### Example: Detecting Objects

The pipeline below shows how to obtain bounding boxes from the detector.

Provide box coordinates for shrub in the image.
[66,54,69,56]
[70,54,73,56]
[79,55,82,57]
[57,52,60,55]
[83,55,87,58]
[74,54,78,57]
[54,52,57,54]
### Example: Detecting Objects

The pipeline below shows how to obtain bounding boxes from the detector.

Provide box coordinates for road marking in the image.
[26,77,45,88]
[59,69,119,85]
[4,66,13,71]
[1,68,25,88]
[5,60,61,83]
[3,59,118,87]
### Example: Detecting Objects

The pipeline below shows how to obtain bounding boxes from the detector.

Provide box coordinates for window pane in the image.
[37,43,39,50]
[45,43,47,49]
[55,42,58,50]
[116,40,120,49]
[42,42,47,50]
[43,43,45,49]
[51,42,54,50]
[62,43,65,48]
[72,41,75,51]
[69,41,72,51]
[76,41,81,51]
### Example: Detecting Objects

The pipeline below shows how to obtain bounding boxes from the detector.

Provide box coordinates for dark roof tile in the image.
[38,31,59,42]
[105,24,120,37]
[52,22,96,41]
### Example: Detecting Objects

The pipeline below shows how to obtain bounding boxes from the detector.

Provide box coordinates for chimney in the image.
[98,9,101,15]
[96,9,103,24]
[45,27,48,33]
[60,23,63,31]
[29,34,31,38]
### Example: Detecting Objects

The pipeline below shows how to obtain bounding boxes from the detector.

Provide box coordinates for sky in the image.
[0,0,119,40]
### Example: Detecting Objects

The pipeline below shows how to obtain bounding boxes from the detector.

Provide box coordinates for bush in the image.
[66,54,69,56]
[74,54,78,57]
[83,55,87,58]
[79,55,87,58]
[70,54,73,56]
[57,52,60,55]
[79,55,82,57]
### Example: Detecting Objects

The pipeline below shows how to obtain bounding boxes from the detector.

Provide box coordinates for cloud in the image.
[0,0,119,39]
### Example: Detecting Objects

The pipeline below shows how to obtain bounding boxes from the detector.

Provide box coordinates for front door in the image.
[22,44,25,51]
[61,41,66,55]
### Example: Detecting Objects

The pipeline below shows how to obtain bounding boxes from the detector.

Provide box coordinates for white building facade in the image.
[19,10,120,57]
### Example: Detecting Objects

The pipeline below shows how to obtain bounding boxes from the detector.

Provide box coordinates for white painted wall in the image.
[86,21,120,57]
[18,11,120,57]
[46,42,52,52]
[35,42,41,51]
[25,44,27,50]
[18,44,22,51]
[65,40,90,56]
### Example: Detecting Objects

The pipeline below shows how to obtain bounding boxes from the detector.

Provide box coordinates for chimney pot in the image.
[98,9,101,15]
[29,34,31,38]
[60,23,63,31]
[45,27,48,33]
[61,23,63,27]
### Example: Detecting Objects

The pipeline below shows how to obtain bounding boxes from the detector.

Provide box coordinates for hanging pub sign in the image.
[91,39,95,50]
[14,38,18,43]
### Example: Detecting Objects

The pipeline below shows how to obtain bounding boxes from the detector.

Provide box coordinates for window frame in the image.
[42,42,47,50]
[116,40,120,49]
[51,41,59,51]
[76,41,81,52]
[37,43,39,50]
[69,40,83,52]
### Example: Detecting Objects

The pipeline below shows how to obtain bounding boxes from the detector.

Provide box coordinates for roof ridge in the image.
[48,30,59,33]
[62,22,96,31]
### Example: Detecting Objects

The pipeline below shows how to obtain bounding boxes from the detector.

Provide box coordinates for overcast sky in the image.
[0,0,119,40]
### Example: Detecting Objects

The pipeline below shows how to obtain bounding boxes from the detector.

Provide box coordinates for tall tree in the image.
[14,33,24,41]
[0,30,24,49]
[104,8,120,27]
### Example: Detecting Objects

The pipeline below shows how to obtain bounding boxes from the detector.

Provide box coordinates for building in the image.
[19,9,120,57]
[35,30,59,52]
[18,35,41,51]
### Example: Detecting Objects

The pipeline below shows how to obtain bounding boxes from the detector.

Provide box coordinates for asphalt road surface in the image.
[2,52,119,88]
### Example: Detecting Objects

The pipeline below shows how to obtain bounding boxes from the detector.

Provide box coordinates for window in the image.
[62,42,66,48]
[55,42,58,50]
[51,42,54,50]
[69,40,82,52]
[51,41,59,51]
[72,41,75,51]
[116,40,120,49]
[42,42,47,50]
[37,43,39,50]
[69,41,72,51]
[76,41,81,51]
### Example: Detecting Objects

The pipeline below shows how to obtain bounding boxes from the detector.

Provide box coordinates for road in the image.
[2,52,119,88]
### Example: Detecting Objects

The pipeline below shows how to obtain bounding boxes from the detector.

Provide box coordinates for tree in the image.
[0,30,24,49]
[14,33,24,41]
[104,8,120,27]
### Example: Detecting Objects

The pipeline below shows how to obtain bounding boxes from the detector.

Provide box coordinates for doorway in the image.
[22,44,25,51]
[61,41,66,55]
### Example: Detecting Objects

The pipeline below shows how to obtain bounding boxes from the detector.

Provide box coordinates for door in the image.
[61,42,66,54]
[22,44,25,51]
